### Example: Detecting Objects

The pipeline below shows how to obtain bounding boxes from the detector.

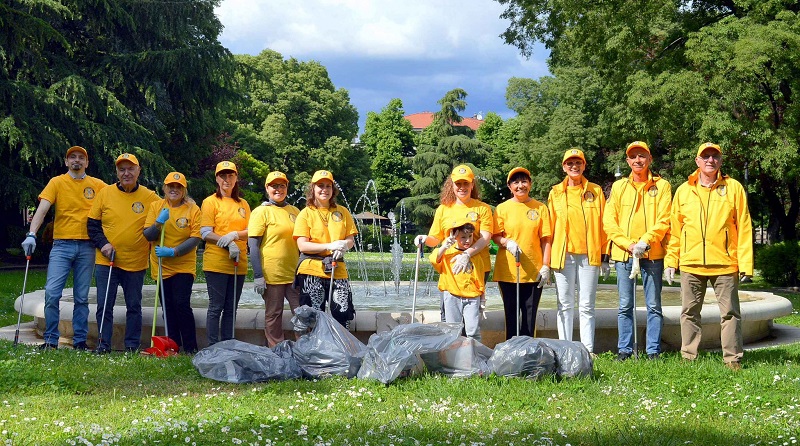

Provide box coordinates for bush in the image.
[755,241,800,286]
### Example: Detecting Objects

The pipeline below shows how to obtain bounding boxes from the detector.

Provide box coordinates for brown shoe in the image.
[725,361,742,371]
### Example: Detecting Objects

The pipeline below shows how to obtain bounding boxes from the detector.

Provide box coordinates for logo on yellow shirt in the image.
[176,217,189,228]
[648,185,658,197]
[132,202,144,214]
[583,191,595,202]
[84,187,96,199]
[331,211,343,222]
[466,211,478,222]
[527,209,540,221]
[716,185,727,197]
[289,213,297,222]
[238,207,246,218]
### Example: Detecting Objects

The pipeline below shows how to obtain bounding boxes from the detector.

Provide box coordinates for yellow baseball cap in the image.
[66,146,88,159]
[215,161,237,175]
[115,153,139,166]
[265,171,289,186]
[164,172,187,187]
[506,167,531,183]
[626,141,650,156]
[697,142,722,157]
[311,170,334,183]
[447,215,476,235]
[562,148,586,164]
[450,164,475,182]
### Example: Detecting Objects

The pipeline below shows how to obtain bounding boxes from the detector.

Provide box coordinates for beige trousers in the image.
[680,272,743,363]
[262,283,300,347]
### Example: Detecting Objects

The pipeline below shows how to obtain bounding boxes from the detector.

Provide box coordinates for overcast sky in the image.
[214,0,550,133]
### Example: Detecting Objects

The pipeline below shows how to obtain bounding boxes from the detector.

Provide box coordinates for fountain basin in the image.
[15,283,792,352]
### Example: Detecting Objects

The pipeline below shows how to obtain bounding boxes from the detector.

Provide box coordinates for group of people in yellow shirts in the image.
[416,141,752,370]
[24,141,752,369]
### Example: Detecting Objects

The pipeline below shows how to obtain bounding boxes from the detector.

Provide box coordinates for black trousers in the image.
[498,281,543,339]
[160,273,197,353]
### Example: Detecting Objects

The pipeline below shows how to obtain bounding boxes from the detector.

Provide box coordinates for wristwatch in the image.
[26,232,36,239]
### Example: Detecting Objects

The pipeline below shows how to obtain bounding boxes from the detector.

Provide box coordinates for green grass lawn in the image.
[1,262,799,445]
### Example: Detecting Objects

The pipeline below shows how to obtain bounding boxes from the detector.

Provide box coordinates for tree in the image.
[360,98,416,212]
[497,0,800,240]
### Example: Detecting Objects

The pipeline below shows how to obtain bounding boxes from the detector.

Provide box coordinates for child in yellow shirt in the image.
[429,219,486,341]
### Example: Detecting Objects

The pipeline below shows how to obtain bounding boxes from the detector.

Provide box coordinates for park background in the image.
[2,0,800,285]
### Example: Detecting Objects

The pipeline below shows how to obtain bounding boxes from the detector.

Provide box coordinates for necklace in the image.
[317,207,330,227]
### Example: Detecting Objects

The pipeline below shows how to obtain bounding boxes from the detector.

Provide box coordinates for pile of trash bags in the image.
[192,305,593,384]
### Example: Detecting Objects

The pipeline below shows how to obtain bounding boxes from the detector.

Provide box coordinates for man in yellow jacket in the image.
[604,141,672,361]
[665,142,753,371]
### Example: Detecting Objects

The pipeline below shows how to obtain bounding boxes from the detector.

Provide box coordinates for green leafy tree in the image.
[360,98,416,212]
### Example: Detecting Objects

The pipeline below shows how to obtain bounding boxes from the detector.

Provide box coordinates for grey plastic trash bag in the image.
[357,322,463,384]
[420,336,493,378]
[537,338,593,378]
[489,336,556,379]
[291,305,367,378]
[192,339,303,383]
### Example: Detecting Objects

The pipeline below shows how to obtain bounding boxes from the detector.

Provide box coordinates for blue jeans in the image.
[95,265,145,350]
[442,291,481,341]
[43,240,96,345]
[616,258,664,354]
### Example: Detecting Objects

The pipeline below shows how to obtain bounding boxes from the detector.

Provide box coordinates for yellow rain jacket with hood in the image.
[604,171,672,262]
[665,169,753,276]
[548,176,607,269]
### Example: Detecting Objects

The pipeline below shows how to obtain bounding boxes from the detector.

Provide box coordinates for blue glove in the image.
[155,246,175,257]
[156,208,170,224]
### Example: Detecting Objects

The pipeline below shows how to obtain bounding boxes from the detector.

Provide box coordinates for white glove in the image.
[601,261,611,280]
[217,231,239,247]
[665,267,676,285]
[227,242,241,261]
[21,236,36,256]
[331,249,344,261]
[451,253,471,275]
[441,235,457,250]
[632,240,649,258]
[414,234,428,247]
[505,239,520,256]
[479,298,487,320]
[329,240,349,252]
[254,277,266,295]
[536,265,551,287]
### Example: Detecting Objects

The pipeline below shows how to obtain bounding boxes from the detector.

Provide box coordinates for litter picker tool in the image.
[515,249,521,337]
[97,250,116,350]
[13,252,33,346]
[410,242,422,323]
[143,223,178,357]
[232,258,239,339]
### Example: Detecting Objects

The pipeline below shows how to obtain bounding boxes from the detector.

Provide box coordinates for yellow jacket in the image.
[665,169,753,276]
[603,171,672,262]
[547,176,607,269]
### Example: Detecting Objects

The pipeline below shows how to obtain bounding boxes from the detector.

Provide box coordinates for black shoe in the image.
[39,342,58,350]
[124,347,139,353]
[94,346,111,355]
[647,353,660,360]
[73,341,89,351]
[616,351,632,361]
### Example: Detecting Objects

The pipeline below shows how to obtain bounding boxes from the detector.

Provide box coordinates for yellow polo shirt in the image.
[39,173,107,240]
[249,204,301,284]
[293,205,357,280]
[145,199,202,279]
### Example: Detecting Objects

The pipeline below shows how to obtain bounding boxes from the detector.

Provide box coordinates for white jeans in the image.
[554,253,599,352]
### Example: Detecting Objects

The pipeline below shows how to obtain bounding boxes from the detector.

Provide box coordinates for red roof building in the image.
[404,112,484,133]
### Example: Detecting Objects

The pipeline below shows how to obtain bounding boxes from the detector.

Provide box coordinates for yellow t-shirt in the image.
[88,184,159,271]
[201,195,251,275]
[429,247,486,298]
[429,199,494,273]
[493,198,552,283]
[248,204,301,284]
[566,186,588,254]
[293,205,358,280]
[39,173,107,240]
[144,199,202,279]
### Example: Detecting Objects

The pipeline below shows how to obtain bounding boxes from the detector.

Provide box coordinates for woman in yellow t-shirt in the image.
[292,170,357,328]
[492,167,552,339]
[200,161,250,345]
[143,172,201,353]
[414,164,494,321]
[547,149,608,353]
[247,171,301,347]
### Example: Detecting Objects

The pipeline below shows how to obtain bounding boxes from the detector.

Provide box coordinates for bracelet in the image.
[26,232,36,239]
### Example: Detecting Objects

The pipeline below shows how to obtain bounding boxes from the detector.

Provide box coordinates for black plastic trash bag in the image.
[357,322,463,384]
[420,336,493,378]
[488,336,557,379]
[192,339,303,383]
[290,305,367,378]
[537,338,593,378]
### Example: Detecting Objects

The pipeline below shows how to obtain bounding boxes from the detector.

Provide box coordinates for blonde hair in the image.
[162,184,194,205]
